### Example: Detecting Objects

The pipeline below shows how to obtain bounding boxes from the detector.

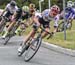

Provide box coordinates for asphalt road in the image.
[0,36,75,65]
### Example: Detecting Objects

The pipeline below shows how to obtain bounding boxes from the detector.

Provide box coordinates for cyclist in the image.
[22,5,29,20]
[29,3,36,17]
[15,5,30,35]
[0,0,18,33]
[18,5,60,53]
[2,8,22,38]
[59,1,75,30]
[65,1,74,20]
[0,0,18,20]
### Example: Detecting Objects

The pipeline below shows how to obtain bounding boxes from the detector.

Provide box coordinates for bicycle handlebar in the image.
[40,26,54,39]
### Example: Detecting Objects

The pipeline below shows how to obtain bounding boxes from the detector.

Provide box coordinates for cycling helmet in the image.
[29,3,35,8]
[22,6,29,12]
[10,1,16,6]
[67,1,73,7]
[51,5,60,15]
[29,3,35,13]
[16,8,22,14]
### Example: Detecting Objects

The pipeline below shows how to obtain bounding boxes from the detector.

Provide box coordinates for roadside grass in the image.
[43,20,75,50]
[23,20,75,50]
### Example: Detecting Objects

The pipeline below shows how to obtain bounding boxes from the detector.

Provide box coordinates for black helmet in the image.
[16,8,22,13]
[10,1,16,6]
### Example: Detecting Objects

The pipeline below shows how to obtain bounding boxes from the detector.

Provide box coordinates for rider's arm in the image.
[1,4,10,16]
[1,8,7,16]
[11,11,17,21]
[33,16,40,27]
[53,14,60,33]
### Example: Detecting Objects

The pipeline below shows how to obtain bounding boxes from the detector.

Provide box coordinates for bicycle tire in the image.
[3,22,20,45]
[66,22,72,30]
[3,36,10,45]
[58,21,64,32]
[0,20,6,33]
[24,37,42,62]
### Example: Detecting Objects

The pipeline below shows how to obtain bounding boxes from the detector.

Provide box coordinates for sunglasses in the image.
[51,9,58,13]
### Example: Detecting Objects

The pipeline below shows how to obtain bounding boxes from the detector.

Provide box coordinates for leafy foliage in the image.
[0,0,74,10]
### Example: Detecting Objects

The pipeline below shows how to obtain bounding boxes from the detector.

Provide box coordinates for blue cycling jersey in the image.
[65,7,75,19]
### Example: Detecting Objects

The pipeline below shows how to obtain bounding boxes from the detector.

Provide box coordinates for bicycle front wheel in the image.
[24,37,42,62]
[58,22,64,32]
[3,33,14,45]
[3,35,10,45]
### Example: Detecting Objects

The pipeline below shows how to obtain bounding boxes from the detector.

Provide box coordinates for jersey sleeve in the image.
[42,9,49,17]
[54,14,60,27]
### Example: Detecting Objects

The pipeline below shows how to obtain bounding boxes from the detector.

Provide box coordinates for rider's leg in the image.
[7,21,16,31]
[0,20,3,27]
[18,16,40,52]
[2,21,16,38]
[18,29,36,52]
[23,29,36,45]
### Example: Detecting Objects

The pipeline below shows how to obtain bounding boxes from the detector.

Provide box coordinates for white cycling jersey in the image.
[42,9,53,22]
[54,14,60,27]
[35,9,60,27]
[5,3,18,14]
[35,11,42,18]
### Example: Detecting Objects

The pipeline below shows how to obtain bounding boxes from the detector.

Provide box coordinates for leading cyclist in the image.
[18,5,60,53]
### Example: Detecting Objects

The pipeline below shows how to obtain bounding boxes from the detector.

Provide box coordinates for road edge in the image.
[41,41,75,56]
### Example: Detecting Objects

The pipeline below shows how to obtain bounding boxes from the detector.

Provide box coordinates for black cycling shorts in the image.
[33,17,50,31]
[38,17,50,28]
[5,11,13,18]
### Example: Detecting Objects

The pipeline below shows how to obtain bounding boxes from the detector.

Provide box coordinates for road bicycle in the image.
[0,16,9,33]
[18,26,53,62]
[58,19,72,32]
[3,18,22,45]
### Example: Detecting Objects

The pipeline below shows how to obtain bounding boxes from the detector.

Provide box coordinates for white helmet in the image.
[67,1,73,7]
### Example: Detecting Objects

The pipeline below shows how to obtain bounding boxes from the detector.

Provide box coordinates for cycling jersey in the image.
[41,9,53,22]
[34,9,59,28]
[65,7,75,19]
[4,3,18,18]
[54,14,60,27]
[35,11,42,18]
[5,3,18,14]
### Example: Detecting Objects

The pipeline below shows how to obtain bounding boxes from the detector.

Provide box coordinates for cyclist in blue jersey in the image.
[65,1,74,20]
[60,1,74,29]
[65,1,75,29]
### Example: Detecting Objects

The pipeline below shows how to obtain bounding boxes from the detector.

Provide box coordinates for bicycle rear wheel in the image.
[3,33,14,45]
[24,37,42,62]
[3,35,10,45]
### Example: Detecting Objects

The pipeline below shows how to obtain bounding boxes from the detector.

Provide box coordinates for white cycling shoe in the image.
[18,46,23,53]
